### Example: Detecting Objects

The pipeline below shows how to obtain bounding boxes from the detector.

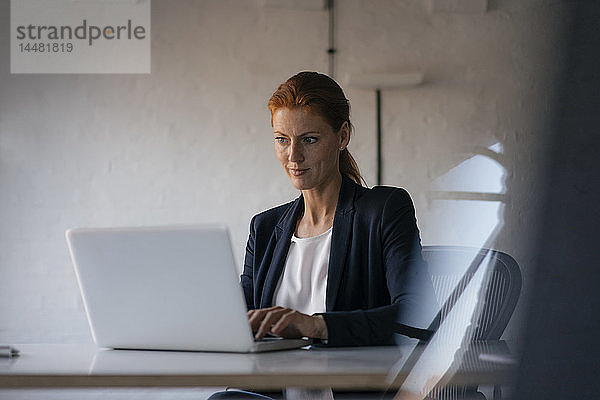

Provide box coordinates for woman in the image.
[242,71,434,347]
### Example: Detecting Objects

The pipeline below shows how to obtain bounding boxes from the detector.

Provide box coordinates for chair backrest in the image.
[422,246,522,340]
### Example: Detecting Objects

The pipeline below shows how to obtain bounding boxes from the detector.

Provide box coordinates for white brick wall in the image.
[0,0,566,343]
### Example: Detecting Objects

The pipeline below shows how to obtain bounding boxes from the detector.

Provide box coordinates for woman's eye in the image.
[303,137,317,144]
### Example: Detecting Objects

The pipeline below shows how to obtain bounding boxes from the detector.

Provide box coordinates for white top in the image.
[273,227,332,315]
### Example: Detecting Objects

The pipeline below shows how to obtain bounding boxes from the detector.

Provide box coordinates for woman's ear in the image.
[338,121,351,150]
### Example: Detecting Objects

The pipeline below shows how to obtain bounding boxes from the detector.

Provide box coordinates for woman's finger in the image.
[248,306,283,331]
[270,310,301,337]
[255,308,289,339]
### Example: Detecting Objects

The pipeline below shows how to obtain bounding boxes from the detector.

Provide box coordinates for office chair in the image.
[422,246,522,400]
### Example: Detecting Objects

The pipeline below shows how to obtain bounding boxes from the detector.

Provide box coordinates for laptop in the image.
[66,225,311,353]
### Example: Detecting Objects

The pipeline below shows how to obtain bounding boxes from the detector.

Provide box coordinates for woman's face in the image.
[272,107,349,191]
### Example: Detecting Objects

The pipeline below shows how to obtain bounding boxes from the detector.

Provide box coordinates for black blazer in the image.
[241,175,435,346]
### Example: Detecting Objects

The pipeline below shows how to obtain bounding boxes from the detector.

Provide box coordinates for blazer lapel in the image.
[259,195,304,308]
[326,176,357,311]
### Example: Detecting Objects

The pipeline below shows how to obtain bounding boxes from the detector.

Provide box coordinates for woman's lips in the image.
[289,168,309,176]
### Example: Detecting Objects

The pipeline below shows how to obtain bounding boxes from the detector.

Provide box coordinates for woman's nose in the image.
[289,142,304,162]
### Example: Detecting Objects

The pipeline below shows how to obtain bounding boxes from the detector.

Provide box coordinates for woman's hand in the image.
[248,306,328,340]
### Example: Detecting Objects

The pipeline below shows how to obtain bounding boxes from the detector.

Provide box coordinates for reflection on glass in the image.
[388,142,508,399]
[426,142,506,249]
[389,252,494,400]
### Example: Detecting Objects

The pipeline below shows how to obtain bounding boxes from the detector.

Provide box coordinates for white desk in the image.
[0,343,513,390]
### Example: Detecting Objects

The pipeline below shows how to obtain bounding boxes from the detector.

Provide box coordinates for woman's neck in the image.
[296,173,342,237]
